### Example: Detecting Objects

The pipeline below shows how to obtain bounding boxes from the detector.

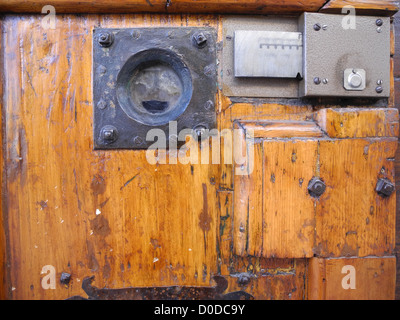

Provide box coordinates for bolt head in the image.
[60,272,71,285]
[314,77,321,85]
[193,32,207,47]
[376,179,395,197]
[376,19,383,27]
[376,86,383,94]
[313,23,321,31]
[98,32,114,47]
[308,178,326,197]
[100,125,118,143]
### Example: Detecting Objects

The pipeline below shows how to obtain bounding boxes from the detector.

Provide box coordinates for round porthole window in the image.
[116,48,193,126]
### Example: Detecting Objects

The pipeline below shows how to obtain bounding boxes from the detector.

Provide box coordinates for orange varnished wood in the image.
[316,138,397,257]
[232,109,398,259]
[2,13,221,300]
[0,0,327,14]
[319,0,399,16]
[0,7,399,300]
[307,257,396,300]
[315,108,399,138]
[237,121,324,138]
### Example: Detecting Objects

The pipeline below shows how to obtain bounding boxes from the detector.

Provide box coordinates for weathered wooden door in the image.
[0,0,399,300]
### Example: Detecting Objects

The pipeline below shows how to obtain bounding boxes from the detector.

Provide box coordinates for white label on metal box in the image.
[234,30,303,79]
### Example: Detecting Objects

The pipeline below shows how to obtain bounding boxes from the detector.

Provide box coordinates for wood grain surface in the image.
[0,4,399,300]
[308,257,396,300]
[320,0,399,16]
[0,0,327,14]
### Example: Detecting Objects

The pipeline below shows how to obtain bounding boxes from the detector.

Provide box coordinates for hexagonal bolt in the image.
[60,272,71,286]
[100,126,118,143]
[376,178,395,197]
[308,178,326,198]
[98,32,114,47]
[193,32,207,48]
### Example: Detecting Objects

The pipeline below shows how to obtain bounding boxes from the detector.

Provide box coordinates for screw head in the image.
[193,125,207,139]
[376,19,383,27]
[314,77,321,85]
[193,32,207,48]
[98,32,114,47]
[204,100,214,110]
[131,30,141,39]
[100,125,118,143]
[376,179,395,197]
[313,23,321,31]
[322,78,329,84]
[308,178,326,198]
[376,86,383,94]
[97,99,107,110]
[133,136,144,146]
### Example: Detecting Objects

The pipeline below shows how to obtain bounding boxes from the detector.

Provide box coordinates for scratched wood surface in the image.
[0,0,327,14]
[307,257,396,300]
[1,14,222,300]
[391,10,400,300]
[1,4,400,300]
[320,0,399,16]
[231,109,398,259]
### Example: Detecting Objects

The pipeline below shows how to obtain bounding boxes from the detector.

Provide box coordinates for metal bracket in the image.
[93,27,217,150]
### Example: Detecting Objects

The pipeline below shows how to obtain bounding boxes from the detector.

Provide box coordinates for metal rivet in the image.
[376,19,383,27]
[314,77,321,85]
[308,177,326,198]
[376,86,383,94]
[376,178,395,197]
[377,27,382,33]
[98,32,114,47]
[313,23,321,31]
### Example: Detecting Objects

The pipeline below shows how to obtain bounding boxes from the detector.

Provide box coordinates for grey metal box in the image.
[299,13,390,98]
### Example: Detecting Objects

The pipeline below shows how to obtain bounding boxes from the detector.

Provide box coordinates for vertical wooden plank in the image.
[316,138,397,257]
[0,16,6,300]
[2,13,220,300]
[233,125,263,256]
[262,140,317,258]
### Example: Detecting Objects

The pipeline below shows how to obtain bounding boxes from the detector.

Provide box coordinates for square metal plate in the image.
[93,27,217,149]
